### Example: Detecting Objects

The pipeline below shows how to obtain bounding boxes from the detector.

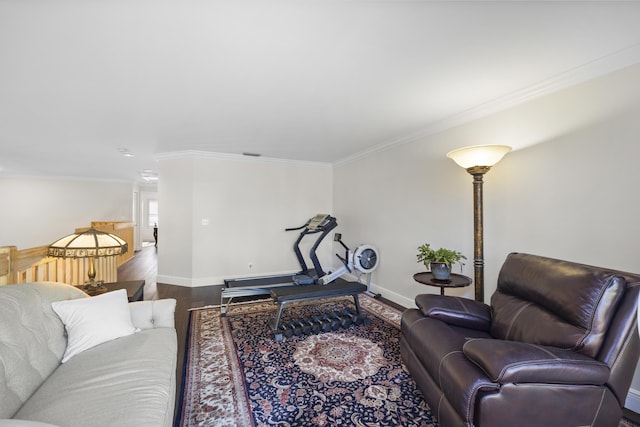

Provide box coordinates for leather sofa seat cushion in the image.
[490,254,626,358]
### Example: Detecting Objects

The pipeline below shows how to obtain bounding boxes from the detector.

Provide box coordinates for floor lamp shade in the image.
[447,145,511,302]
[447,145,511,170]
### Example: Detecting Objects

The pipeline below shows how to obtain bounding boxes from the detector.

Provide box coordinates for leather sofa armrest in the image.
[415,294,491,331]
[129,299,177,329]
[463,338,610,385]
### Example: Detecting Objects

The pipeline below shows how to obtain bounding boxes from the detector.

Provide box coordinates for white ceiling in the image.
[1,1,640,183]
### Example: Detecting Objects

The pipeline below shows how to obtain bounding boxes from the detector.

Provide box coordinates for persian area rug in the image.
[177,295,436,426]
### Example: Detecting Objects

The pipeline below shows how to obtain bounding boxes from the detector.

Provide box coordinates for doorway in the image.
[140,191,158,248]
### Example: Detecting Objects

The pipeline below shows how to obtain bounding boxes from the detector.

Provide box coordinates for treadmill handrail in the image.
[284,215,336,232]
[285,224,307,232]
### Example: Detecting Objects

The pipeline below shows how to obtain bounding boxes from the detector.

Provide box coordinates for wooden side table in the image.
[78,280,145,302]
[77,284,109,297]
[104,280,145,302]
[413,272,472,296]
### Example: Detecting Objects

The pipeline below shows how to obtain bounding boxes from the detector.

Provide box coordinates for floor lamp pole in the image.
[469,167,490,302]
[446,145,511,303]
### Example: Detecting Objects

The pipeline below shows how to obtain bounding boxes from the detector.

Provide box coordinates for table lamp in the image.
[48,227,128,291]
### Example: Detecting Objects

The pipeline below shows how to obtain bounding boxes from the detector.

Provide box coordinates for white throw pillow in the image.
[52,289,137,363]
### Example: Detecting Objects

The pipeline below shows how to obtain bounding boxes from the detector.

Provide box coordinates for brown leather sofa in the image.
[400,252,640,427]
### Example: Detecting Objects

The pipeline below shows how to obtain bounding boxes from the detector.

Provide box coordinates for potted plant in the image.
[417,243,466,280]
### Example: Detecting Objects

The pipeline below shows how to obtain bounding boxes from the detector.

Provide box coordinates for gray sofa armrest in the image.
[415,294,492,331]
[0,421,60,427]
[129,299,177,329]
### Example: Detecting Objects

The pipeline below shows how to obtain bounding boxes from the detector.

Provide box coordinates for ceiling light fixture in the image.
[139,170,158,182]
[118,148,135,158]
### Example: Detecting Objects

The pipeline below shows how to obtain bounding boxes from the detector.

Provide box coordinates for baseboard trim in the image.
[341,273,413,309]
[626,388,640,413]
[155,275,221,287]
[156,269,300,287]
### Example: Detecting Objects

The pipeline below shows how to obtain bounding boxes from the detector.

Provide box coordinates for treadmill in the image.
[221,214,337,315]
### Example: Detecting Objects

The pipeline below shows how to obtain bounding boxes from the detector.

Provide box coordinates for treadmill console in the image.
[307,214,332,230]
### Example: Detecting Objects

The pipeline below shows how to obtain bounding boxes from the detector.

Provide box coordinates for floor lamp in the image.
[446,145,511,302]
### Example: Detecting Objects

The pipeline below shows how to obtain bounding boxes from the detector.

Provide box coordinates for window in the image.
[147,199,158,227]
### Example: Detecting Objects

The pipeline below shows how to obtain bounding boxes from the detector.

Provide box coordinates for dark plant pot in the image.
[430,262,451,280]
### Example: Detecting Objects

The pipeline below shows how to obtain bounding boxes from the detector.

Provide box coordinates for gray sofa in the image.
[0,282,177,427]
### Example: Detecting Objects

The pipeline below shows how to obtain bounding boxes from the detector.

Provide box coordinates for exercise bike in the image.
[317,233,380,297]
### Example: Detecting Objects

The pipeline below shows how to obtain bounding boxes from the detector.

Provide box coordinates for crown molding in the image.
[335,42,640,167]
[155,150,332,169]
[0,173,134,185]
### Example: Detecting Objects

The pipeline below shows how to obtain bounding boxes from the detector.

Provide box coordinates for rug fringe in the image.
[189,297,273,312]
[188,304,220,312]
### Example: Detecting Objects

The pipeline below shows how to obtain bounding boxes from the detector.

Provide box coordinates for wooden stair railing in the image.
[0,221,134,286]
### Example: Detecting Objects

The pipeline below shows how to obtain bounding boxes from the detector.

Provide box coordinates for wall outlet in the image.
[201,218,209,226]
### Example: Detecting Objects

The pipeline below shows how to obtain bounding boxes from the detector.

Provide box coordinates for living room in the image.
[1,1,640,426]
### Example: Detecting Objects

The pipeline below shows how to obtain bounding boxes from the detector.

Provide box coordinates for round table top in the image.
[413,271,472,289]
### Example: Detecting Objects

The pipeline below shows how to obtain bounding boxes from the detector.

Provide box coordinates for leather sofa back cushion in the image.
[490,253,626,358]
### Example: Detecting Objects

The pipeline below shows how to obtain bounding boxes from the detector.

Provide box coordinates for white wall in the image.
[156,152,333,286]
[0,176,133,248]
[488,109,640,285]
[334,138,474,307]
[156,157,195,284]
[335,63,640,304]
[334,63,640,408]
